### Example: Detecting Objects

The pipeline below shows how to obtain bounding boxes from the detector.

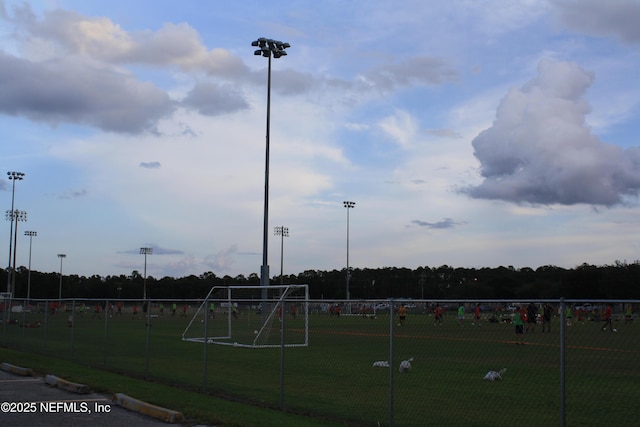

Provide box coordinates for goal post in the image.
[181,284,309,348]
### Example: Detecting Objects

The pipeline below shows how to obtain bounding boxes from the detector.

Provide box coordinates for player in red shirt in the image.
[601,304,615,332]
[434,304,443,326]
[473,303,482,327]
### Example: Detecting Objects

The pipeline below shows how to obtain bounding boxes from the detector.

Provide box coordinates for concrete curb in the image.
[112,392,185,424]
[0,362,34,376]
[43,374,91,394]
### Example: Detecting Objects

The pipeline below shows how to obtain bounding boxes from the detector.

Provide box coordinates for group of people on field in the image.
[388,302,632,344]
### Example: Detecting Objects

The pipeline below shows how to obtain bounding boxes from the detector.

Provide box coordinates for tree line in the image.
[2,260,639,301]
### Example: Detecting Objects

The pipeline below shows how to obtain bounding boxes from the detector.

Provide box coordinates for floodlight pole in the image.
[274,226,289,284]
[5,209,27,297]
[5,171,24,295]
[140,247,153,300]
[57,253,66,300]
[343,201,355,300]
[251,37,290,290]
[24,231,37,301]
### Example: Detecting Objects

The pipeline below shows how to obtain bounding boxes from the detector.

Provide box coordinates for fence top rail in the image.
[5,297,640,304]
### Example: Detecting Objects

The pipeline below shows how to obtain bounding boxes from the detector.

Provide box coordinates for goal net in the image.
[181,284,309,348]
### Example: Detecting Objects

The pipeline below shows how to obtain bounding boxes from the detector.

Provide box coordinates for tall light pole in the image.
[140,247,153,300]
[24,231,37,301]
[343,201,355,300]
[6,171,24,295]
[251,37,290,289]
[57,253,66,300]
[274,226,289,285]
[5,209,26,297]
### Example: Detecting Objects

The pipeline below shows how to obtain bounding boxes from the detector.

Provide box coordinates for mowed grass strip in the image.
[0,346,340,427]
[2,308,639,426]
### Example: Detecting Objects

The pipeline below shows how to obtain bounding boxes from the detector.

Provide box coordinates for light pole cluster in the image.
[140,247,153,300]
[5,209,27,296]
[5,171,24,296]
[343,201,355,300]
[274,226,289,284]
[251,37,290,289]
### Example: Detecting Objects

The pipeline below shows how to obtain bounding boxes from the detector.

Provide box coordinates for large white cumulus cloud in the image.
[466,59,640,206]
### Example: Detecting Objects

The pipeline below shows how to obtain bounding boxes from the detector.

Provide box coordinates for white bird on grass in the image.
[483,368,507,381]
[372,361,389,368]
[399,357,413,373]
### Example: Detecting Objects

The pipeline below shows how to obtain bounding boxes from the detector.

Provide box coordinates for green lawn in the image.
[2,306,639,426]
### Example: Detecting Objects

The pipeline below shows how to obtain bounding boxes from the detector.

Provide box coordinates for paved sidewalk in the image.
[0,369,178,426]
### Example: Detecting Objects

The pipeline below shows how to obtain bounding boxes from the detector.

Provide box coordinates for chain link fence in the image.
[1,297,639,426]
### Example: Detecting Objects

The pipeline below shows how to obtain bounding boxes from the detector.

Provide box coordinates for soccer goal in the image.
[181,284,309,348]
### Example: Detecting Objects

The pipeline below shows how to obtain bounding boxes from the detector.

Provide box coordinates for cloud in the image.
[8,6,248,76]
[552,0,640,44]
[58,189,87,199]
[119,244,184,255]
[425,128,462,139]
[182,82,249,116]
[378,109,418,148]
[139,161,161,169]
[203,245,238,272]
[464,58,640,206]
[0,52,175,133]
[358,56,458,92]
[411,218,465,229]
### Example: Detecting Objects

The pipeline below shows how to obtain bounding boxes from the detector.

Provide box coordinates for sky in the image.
[1,0,640,280]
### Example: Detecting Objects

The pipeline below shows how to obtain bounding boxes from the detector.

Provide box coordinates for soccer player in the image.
[526,302,537,333]
[473,303,481,327]
[541,303,553,333]
[457,304,465,327]
[434,303,443,326]
[601,303,615,332]
[398,304,407,326]
[514,306,526,344]
[624,304,633,325]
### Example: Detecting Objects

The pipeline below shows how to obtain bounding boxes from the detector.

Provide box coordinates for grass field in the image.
[2,302,639,426]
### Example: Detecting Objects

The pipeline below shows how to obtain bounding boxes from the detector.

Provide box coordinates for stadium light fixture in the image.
[251,37,290,290]
[343,201,356,300]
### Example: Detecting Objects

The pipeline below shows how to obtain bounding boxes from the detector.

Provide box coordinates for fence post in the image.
[103,299,109,367]
[21,298,26,349]
[280,296,285,410]
[559,297,566,427]
[43,299,49,353]
[203,298,209,393]
[388,298,394,427]
[70,299,76,359]
[1,297,7,344]
[145,298,152,379]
